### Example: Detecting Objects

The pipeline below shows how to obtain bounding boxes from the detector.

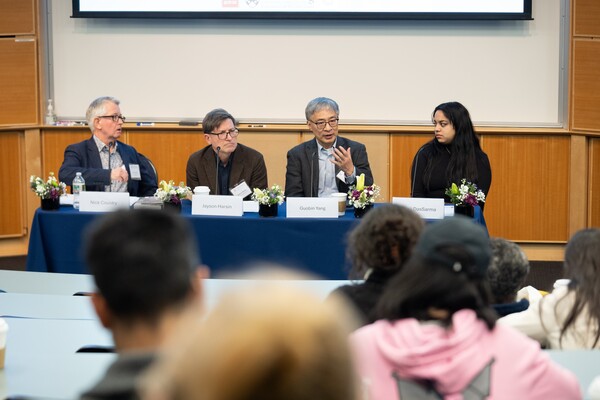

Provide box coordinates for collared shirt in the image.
[92,135,127,193]
[317,140,357,197]
[216,150,234,196]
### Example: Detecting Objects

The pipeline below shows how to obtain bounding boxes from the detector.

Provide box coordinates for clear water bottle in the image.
[72,172,85,209]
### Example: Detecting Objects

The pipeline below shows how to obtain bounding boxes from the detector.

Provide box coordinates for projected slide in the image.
[78,0,526,14]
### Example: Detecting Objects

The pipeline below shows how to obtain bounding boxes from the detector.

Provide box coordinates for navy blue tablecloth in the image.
[26,202,486,280]
[26,202,362,279]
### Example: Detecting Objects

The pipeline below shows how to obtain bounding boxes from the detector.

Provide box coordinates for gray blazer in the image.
[285,137,373,197]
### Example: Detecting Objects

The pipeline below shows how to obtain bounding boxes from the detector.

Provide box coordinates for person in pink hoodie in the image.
[350,217,581,400]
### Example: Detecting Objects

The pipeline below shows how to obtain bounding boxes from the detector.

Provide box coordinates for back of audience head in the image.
[487,237,530,304]
[347,204,424,279]
[561,228,600,346]
[141,269,359,400]
[376,216,496,329]
[85,210,204,330]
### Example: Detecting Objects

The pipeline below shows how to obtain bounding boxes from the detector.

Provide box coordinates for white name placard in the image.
[286,197,338,219]
[392,197,445,220]
[192,195,243,216]
[79,191,130,212]
[243,200,259,213]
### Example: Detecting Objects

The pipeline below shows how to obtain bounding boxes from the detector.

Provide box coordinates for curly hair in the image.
[487,237,530,304]
[346,204,424,279]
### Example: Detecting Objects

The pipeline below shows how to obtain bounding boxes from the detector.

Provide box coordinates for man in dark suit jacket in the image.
[285,97,373,197]
[186,108,267,196]
[58,96,157,197]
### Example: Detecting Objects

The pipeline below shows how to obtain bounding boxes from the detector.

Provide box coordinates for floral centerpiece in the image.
[445,179,486,206]
[445,179,485,217]
[348,173,380,218]
[154,180,191,210]
[30,172,66,210]
[252,184,284,217]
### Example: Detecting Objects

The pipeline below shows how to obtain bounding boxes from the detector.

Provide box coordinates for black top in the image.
[410,141,492,209]
[330,269,398,327]
[492,298,530,317]
[216,150,234,196]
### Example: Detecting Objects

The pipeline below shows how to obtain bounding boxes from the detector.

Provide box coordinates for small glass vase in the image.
[354,204,373,218]
[163,201,182,213]
[454,204,474,218]
[40,197,60,211]
[258,203,278,217]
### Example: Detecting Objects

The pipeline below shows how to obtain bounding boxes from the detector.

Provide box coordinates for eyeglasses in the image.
[97,114,126,122]
[209,128,239,140]
[309,118,339,131]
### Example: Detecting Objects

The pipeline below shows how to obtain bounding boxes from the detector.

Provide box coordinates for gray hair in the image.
[487,237,530,303]
[202,108,236,134]
[86,96,120,133]
[305,97,339,121]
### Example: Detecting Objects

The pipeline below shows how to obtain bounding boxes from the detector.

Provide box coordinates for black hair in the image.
[346,204,424,279]
[202,108,236,134]
[424,101,483,192]
[85,209,200,324]
[376,245,497,330]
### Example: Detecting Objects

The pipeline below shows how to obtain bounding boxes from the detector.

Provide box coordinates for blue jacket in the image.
[59,137,157,197]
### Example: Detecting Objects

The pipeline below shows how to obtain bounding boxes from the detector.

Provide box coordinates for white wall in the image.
[49,0,563,126]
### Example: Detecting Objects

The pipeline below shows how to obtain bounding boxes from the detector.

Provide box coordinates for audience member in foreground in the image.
[500,228,600,349]
[186,108,267,196]
[488,237,532,317]
[351,217,581,400]
[330,204,424,326]
[140,275,359,400]
[80,210,207,400]
[59,96,157,196]
[410,101,491,210]
[285,97,373,197]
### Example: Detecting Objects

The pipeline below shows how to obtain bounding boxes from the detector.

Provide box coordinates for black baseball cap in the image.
[414,216,491,278]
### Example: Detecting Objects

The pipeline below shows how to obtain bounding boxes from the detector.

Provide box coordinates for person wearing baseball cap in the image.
[350,217,581,400]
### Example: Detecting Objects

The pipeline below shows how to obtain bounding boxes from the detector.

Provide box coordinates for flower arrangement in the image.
[29,172,66,199]
[252,184,285,206]
[154,180,191,205]
[348,173,380,209]
[445,179,486,207]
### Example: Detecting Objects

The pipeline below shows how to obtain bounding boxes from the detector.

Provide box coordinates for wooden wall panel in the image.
[573,0,600,37]
[125,130,203,185]
[483,135,570,241]
[238,131,301,190]
[41,129,90,180]
[0,38,39,125]
[590,138,600,227]
[572,39,600,132]
[0,132,25,237]
[389,133,431,198]
[0,0,35,35]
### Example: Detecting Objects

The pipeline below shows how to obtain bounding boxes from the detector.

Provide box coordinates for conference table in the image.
[26,201,485,279]
[27,201,361,279]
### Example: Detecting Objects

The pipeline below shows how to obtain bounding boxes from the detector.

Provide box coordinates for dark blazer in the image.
[185,143,268,195]
[285,137,373,197]
[58,137,158,197]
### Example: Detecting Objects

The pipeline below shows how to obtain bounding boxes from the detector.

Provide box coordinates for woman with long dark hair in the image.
[500,228,600,349]
[411,102,491,209]
[350,217,580,400]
